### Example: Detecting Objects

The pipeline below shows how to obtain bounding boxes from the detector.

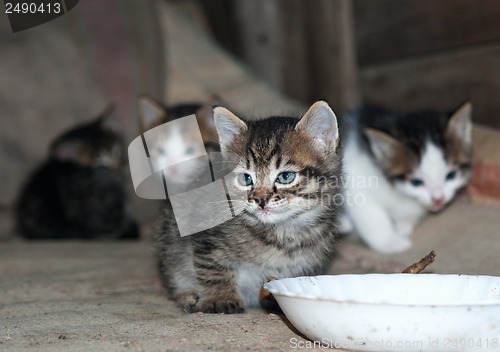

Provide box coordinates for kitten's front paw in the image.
[175,292,199,313]
[195,297,245,314]
[394,221,415,238]
[370,236,412,254]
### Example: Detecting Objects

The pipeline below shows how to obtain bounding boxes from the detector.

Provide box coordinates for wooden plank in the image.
[233,0,284,91]
[305,0,361,110]
[230,0,313,103]
[360,44,500,128]
[198,0,242,56]
[354,0,500,65]
[279,0,310,102]
[200,0,362,108]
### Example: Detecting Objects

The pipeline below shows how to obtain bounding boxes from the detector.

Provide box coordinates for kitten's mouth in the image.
[249,204,302,225]
[249,206,284,223]
[429,205,445,213]
[429,199,446,212]
[256,207,277,216]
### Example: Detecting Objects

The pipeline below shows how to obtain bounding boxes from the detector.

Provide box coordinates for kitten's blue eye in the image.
[237,173,253,186]
[185,147,195,155]
[410,178,424,187]
[446,171,457,181]
[159,148,166,156]
[276,171,296,184]
[392,174,406,182]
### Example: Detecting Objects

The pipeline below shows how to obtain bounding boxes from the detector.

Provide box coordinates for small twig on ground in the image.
[402,250,436,274]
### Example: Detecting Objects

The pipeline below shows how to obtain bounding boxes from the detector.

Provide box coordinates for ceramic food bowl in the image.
[264,274,500,351]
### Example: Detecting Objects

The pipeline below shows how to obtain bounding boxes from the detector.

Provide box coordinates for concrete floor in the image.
[2,201,500,351]
[0,241,316,352]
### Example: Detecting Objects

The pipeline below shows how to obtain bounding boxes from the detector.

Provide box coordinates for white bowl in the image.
[264,274,500,351]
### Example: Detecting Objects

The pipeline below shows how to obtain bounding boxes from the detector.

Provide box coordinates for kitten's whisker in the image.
[207,200,247,206]
[210,203,246,217]
[210,207,243,223]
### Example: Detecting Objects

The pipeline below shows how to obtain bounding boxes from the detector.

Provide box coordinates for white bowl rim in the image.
[263,273,500,307]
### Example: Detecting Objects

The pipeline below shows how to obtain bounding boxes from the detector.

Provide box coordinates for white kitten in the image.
[138,96,219,189]
[340,103,472,253]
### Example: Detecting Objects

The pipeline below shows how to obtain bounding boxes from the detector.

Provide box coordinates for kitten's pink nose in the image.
[432,196,444,209]
[251,194,271,209]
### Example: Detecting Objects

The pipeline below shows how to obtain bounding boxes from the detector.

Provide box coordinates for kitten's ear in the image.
[213,107,247,149]
[98,105,121,133]
[196,98,217,132]
[364,128,402,162]
[296,101,339,154]
[138,95,167,132]
[195,98,220,146]
[447,102,472,146]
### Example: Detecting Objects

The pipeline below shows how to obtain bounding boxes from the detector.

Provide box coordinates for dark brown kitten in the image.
[17,107,138,240]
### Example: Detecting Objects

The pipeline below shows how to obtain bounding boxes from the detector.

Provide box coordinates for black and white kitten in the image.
[340,103,473,253]
[17,107,139,240]
[155,101,342,313]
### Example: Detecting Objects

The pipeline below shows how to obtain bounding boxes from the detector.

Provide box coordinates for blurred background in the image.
[1,0,500,239]
[200,0,500,126]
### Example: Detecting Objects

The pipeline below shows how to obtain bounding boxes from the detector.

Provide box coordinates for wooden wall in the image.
[355,0,500,128]
[200,0,500,128]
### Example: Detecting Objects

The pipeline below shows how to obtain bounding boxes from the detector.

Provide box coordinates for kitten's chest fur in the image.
[159,208,336,308]
[234,237,329,306]
[196,212,335,306]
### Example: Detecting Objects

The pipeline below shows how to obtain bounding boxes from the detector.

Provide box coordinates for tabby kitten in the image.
[155,101,342,313]
[17,107,139,240]
[341,102,472,253]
